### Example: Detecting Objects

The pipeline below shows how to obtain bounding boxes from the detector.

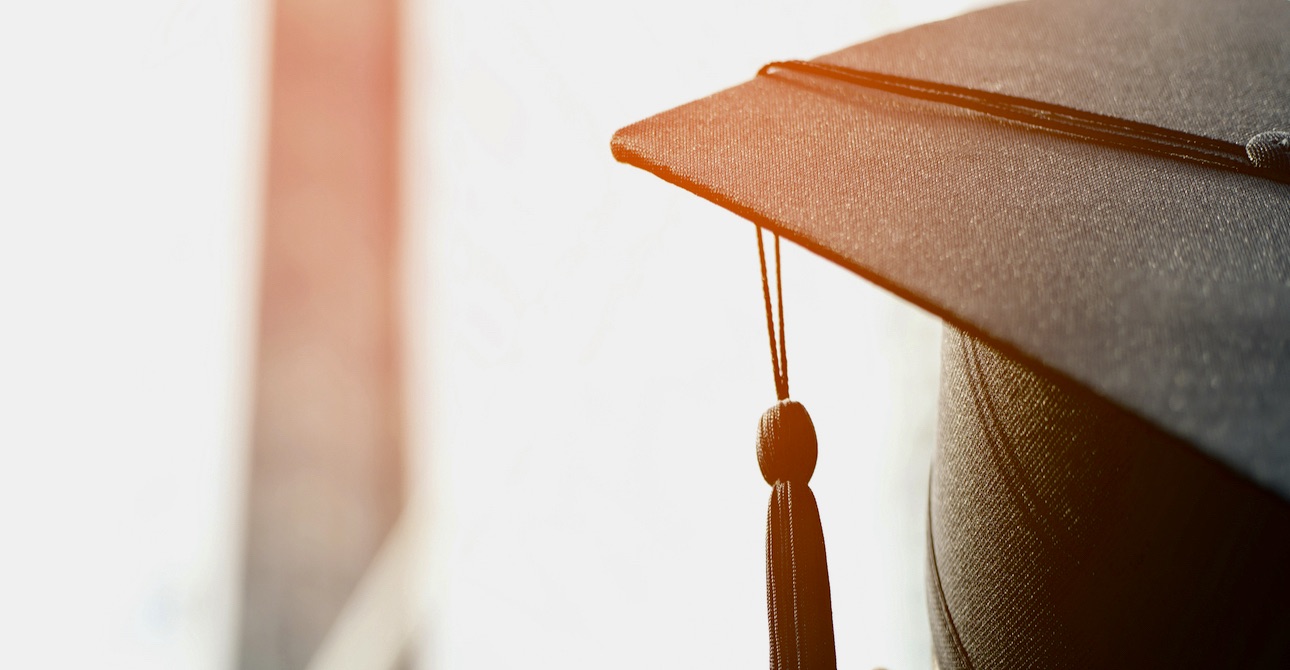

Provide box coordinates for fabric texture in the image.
[931,326,1290,668]
[611,0,1290,502]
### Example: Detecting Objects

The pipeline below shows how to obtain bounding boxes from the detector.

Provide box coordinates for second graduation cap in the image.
[612,0,1290,667]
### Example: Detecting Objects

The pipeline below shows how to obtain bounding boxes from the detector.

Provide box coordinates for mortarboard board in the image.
[610,0,1290,667]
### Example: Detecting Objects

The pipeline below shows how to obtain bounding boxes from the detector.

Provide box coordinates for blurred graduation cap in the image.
[612,0,1290,666]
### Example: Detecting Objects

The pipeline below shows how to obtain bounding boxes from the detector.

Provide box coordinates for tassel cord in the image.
[757,227,789,400]
[757,60,1290,185]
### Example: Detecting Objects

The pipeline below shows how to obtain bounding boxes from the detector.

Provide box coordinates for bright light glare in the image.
[412,1,993,668]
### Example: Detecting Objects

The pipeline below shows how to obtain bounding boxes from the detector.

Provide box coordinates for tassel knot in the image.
[757,399,818,485]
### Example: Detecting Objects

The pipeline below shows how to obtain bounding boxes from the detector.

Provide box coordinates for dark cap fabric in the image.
[930,325,1290,667]
[611,0,1290,502]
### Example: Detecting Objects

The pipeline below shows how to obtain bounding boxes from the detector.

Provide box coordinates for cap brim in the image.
[612,0,1290,500]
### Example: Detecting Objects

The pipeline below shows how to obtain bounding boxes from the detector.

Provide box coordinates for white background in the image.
[0,2,264,669]
[0,0,992,667]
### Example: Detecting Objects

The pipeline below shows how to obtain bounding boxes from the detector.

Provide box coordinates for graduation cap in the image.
[611,0,1290,667]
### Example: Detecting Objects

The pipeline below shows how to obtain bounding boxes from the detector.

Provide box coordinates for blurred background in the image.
[0,0,993,668]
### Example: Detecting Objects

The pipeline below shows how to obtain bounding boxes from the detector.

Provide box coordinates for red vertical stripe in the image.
[240,0,405,666]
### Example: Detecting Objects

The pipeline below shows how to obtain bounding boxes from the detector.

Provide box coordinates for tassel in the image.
[753,226,837,670]
[759,399,837,670]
